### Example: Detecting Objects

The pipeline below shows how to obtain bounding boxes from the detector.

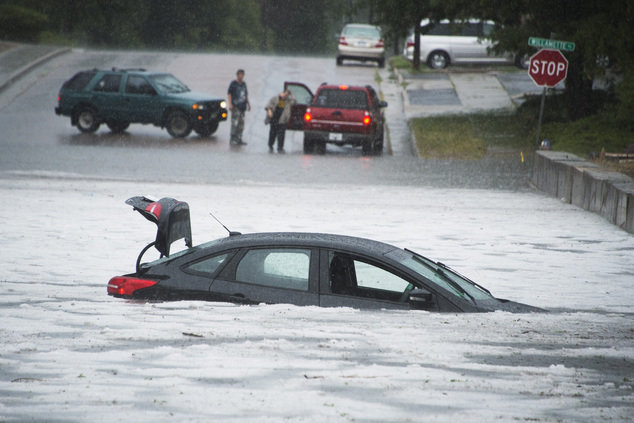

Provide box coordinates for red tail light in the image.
[304,111,312,122]
[107,276,157,297]
[406,41,415,48]
[376,39,385,48]
[339,36,348,46]
[362,113,371,125]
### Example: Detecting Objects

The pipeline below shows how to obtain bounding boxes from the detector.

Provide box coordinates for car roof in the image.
[210,232,399,256]
[80,68,168,76]
[419,18,495,26]
[343,23,380,29]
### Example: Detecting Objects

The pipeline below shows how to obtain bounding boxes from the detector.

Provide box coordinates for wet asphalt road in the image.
[0,49,531,190]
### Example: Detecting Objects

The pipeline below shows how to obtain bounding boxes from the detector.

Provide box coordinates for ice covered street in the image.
[1,176,633,422]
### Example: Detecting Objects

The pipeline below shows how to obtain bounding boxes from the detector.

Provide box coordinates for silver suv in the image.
[337,24,385,68]
[403,19,527,69]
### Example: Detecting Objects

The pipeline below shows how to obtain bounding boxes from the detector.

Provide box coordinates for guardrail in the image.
[532,151,634,234]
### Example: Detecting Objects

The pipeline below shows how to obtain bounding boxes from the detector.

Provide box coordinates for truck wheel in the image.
[374,127,384,153]
[166,111,192,138]
[374,138,384,153]
[303,135,315,154]
[362,139,375,155]
[195,121,219,137]
[106,120,129,133]
[75,107,100,133]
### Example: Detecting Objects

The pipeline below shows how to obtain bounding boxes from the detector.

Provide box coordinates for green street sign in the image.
[528,37,575,52]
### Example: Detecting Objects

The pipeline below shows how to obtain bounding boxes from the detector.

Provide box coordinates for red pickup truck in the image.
[284,82,388,155]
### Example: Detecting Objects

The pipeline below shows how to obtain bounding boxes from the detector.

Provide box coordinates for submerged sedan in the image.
[108,196,542,312]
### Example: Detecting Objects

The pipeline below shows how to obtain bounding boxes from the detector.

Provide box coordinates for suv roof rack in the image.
[110,67,147,72]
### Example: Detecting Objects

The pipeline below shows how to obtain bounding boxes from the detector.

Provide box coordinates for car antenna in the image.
[209,211,241,236]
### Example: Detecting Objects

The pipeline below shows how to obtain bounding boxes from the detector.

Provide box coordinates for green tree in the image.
[376,0,634,120]
[0,4,47,41]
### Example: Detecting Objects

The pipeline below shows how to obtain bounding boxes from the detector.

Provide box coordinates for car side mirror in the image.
[379,101,388,108]
[408,288,435,310]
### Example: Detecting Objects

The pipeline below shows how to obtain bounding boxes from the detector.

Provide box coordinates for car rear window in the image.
[343,26,380,39]
[313,89,368,109]
[62,71,97,91]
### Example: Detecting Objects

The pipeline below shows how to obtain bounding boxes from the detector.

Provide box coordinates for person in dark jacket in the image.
[227,69,250,145]
[265,89,295,153]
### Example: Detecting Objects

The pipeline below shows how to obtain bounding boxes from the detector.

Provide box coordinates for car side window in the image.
[460,22,481,37]
[328,252,412,301]
[287,84,313,105]
[184,252,230,277]
[93,74,121,93]
[236,248,310,291]
[126,75,156,95]
[426,23,451,36]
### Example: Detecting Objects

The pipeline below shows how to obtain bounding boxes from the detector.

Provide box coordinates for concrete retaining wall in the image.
[532,151,634,234]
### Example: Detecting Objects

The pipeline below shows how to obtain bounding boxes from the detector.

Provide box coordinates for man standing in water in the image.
[227,69,250,145]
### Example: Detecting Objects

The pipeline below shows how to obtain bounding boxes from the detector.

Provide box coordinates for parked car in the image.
[403,19,528,69]
[337,23,385,68]
[55,68,228,138]
[282,82,387,155]
[107,196,543,313]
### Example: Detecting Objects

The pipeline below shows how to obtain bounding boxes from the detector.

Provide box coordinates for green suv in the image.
[55,68,228,138]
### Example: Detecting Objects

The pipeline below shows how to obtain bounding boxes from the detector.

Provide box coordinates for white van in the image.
[403,19,527,69]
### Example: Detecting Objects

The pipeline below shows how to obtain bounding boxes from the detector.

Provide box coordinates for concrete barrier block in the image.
[571,166,588,208]
[532,151,633,233]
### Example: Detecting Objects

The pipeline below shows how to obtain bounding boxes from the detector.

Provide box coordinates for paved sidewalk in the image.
[397,70,517,118]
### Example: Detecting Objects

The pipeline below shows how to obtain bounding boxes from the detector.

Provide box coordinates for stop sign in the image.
[528,48,568,87]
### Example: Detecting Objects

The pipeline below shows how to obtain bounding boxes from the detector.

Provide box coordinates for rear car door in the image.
[451,21,488,60]
[284,82,313,130]
[90,73,124,119]
[209,246,319,305]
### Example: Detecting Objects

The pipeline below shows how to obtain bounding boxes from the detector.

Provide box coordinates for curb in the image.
[0,47,71,94]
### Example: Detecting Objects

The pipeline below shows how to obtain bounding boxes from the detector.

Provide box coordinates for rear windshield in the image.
[313,89,368,109]
[62,71,97,91]
[343,26,380,39]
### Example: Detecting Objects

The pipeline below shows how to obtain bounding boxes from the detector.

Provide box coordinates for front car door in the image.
[122,74,162,123]
[318,249,417,310]
[209,246,319,305]
[284,81,313,130]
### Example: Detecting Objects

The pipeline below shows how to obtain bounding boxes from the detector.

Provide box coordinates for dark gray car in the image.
[107,196,542,313]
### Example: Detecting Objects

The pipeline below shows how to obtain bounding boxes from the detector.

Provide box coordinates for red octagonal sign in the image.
[529,48,568,87]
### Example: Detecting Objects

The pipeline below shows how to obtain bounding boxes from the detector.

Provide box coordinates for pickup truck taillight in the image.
[304,109,312,122]
[363,112,371,125]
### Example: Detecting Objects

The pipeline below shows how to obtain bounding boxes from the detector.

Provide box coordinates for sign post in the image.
[528,45,570,147]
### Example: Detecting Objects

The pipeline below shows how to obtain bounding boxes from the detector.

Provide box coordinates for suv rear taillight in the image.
[107,276,157,297]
